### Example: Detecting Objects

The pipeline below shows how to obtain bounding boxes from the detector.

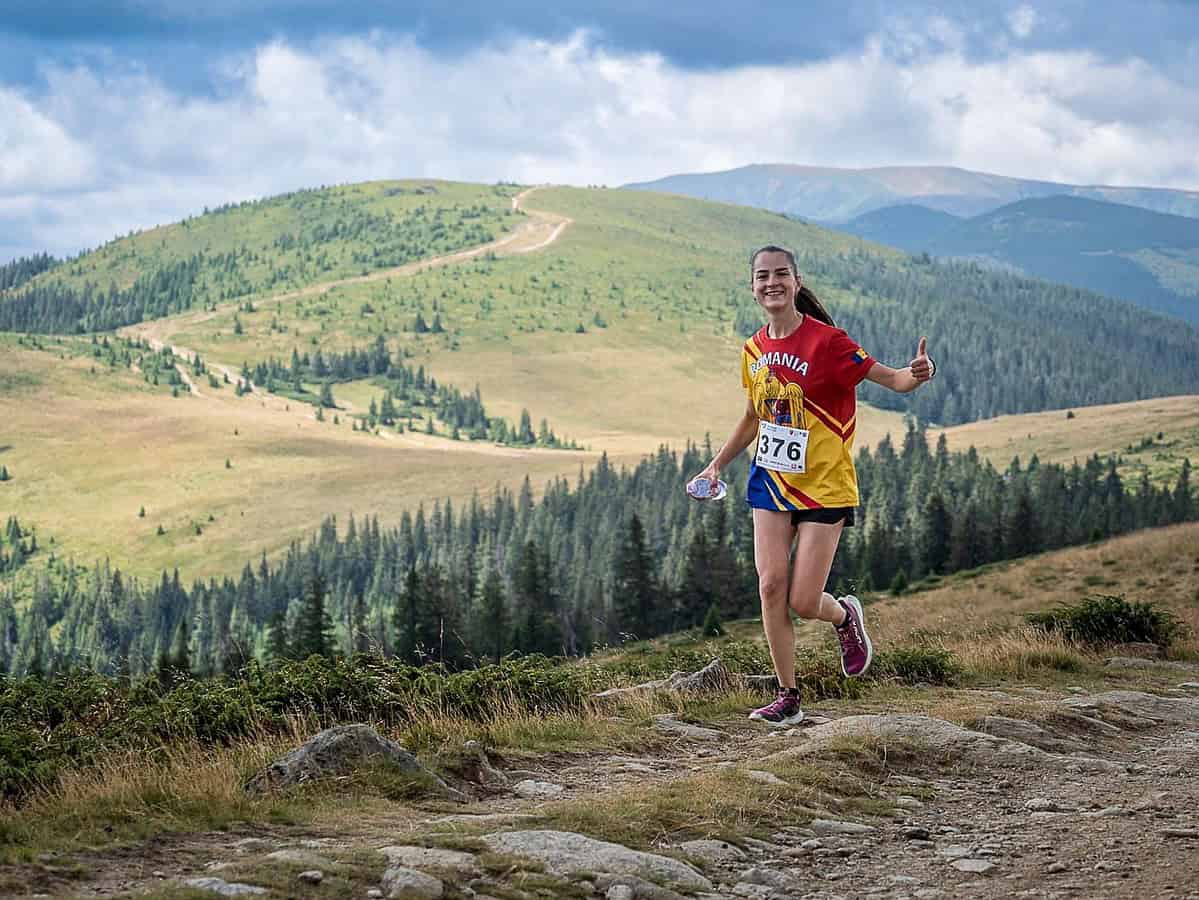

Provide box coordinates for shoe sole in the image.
[841,594,874,678]
[748,709,805,727]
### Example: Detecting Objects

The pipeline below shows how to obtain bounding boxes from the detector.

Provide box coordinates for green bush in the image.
[1025,594,1187,649]
[874,646,959,685]
[0,653,602,803]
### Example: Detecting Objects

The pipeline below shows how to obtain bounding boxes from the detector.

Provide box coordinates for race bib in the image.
[755,420,809,474]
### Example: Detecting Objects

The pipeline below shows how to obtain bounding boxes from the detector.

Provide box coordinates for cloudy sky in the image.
[3,1,1199,261]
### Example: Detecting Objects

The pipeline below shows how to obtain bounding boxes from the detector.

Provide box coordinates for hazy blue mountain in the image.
[625,164,1199,222]
[841,195,1199,324]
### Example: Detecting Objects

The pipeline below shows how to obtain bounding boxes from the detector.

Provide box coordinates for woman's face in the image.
[751,250,801,315]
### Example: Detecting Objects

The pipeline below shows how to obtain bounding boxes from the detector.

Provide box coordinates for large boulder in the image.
[481,830,712,891]
[245,724,459,797]
[767,713,1120,772]
[1060,690,1199,727]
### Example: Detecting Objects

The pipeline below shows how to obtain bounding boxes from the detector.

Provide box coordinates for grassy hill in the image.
[843,196,1199,324]
[4,181,1199,586]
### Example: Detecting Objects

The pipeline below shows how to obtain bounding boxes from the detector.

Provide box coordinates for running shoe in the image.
[748,689,805,726]
[835,594,874,677]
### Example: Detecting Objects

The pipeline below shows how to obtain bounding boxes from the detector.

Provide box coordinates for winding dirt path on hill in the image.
[119,187,571,413]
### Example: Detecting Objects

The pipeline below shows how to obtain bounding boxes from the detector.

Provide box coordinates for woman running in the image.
[693,245,935,726]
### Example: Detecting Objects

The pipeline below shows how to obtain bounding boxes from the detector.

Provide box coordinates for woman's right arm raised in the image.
[693,399,759,489]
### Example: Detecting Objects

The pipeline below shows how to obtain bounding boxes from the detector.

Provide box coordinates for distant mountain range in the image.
[842,196,1199,324]
[626,165,1199,324]
[625,164,1199,222]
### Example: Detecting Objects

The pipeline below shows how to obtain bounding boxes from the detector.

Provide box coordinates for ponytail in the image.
[750,245,836,327]
[796,284,835,328]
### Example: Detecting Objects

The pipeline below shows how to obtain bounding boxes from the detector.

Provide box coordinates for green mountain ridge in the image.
[843,195,1199,324]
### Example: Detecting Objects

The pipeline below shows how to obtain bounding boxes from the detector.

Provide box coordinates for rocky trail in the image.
[11,659,1199,900]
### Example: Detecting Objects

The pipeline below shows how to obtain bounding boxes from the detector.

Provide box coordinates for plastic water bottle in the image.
[686,477,727,501]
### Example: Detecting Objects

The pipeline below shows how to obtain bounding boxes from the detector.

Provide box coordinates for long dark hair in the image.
[751,245,835,327]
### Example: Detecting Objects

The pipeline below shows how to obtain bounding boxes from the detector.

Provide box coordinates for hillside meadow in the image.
[3,182,1197,590]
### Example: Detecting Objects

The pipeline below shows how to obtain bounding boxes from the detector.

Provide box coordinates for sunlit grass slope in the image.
[0,335,598,583]
[24,180,519,300]
[136,186,911,452]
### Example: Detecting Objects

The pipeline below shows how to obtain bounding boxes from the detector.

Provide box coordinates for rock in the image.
[915,890,946,899]
[1110,642,1165,659]
[1025,798,1063,812]
[801,839,824,850]
[1179,682,1199,691]
[745,770,787,786]
[977,716,1087,753]
[895,795,924,809]
[513,779,565,799]
[594,873,690,900]
[380,866,444,899]
[737,867,799,893]
[297,871,323,884]
[481,830,712,891]
[594,659,734,698]
[730,885,772,899]
[264,849,334,867]
[903,827,931,841]
[1162,827,1199,838]
[1105,656,1199,671]
[1084,806,1127,818]
[652,715,723,741]
[950,858,995,874]
[678,840,747,863]
[607,885,636,900]
[768,713,1121,772]
[809,818,875,835]
[461,740,509,787]
[367,891,383,899]
[937,845,973,860]
[378,846,480,873]
[230,838,272,852]
[181,878,268,896]
[1061,691,1199,727]
[1046,862,1069,874]
[245,724,459,798]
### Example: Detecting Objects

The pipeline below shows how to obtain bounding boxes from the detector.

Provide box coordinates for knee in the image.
[788,588,823,620]
[757,570,789,608]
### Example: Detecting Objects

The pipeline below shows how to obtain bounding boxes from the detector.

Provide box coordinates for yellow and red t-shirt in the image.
[740,317,874,510]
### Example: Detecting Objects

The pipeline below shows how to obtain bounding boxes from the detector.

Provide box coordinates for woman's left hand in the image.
[909,336,933,383]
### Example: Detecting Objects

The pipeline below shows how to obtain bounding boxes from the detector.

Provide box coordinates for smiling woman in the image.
[692,244,935,725]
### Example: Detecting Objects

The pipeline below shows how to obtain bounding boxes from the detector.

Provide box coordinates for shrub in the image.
[1025,594,1187,649]
[874,646,959,685]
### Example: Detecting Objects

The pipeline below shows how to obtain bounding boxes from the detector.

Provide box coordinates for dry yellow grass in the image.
[866,521,1199,647]
[0,343,606,581]
[923,394,1199,482]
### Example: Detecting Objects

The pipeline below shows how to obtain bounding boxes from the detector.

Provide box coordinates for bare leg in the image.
[753,508,799,689]
[788,521,847,624]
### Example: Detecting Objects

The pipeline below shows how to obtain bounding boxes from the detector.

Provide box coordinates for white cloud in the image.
[1008,5,1038,40]
[2,28,1199,259]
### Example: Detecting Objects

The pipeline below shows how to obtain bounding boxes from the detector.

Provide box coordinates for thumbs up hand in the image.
[909,336,934,383]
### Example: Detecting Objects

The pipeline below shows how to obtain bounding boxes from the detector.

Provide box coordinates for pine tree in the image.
[921,492,952,575]
[1173,459,1194,523]
[266,609,290,664]
[168,616,191,677]
[292,572,334,659]
[0,465,9,482]
[612,513,656,640]
[319,380,335,409]
[701,602,725,637]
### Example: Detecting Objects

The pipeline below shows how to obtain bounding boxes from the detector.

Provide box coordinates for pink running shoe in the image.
[748,689,805,727]
[835,595,874,677]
